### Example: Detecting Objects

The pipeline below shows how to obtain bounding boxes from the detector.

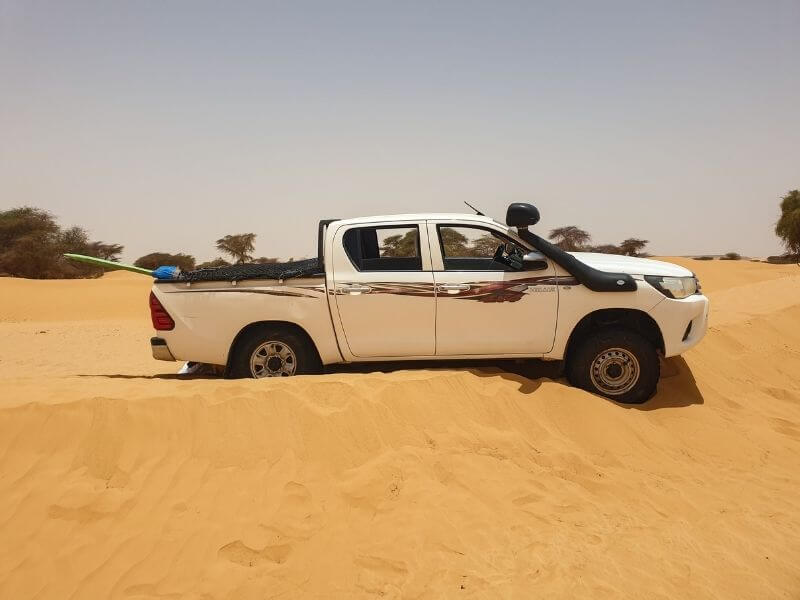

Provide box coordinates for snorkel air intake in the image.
[506,203,637,293]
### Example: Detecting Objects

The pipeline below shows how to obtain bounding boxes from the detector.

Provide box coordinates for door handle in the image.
[337,284,372,295]
[436,283,471,292]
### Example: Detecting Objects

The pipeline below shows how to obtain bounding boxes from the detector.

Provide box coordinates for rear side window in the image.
[343,226,422,271]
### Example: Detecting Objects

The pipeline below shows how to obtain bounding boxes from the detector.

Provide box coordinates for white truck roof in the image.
[333,213,504,227]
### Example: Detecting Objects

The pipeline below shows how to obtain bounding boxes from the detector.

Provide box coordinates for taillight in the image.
[149,291,175,331]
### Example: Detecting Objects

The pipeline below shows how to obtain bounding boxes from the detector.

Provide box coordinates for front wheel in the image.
[228,325,320,378]
[566,328,660,404]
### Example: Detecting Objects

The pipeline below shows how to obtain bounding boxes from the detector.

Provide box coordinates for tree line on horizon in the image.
[0,207,123,278]
[0,207,282,278]
[133,233,284,272]
[546,226,650,256]
[2,190,799,278]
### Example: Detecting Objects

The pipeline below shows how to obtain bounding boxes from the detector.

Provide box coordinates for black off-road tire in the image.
[227,325,321,379]
[566,328,660,404]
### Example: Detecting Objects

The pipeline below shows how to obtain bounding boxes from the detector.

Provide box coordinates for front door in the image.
[429,222,558,356]
[331,222,436,358]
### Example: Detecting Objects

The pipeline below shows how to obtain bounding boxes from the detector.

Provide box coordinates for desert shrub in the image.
[196,257,231,269]
[693,256,714,260]
[253,257,279,263]
[588,244,620,254]
[720,252,742,261]
[134,252,196,272]
[767,254,800,264]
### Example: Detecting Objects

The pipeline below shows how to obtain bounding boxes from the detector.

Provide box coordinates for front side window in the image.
[439,225,526,271]
[343,226,421,271]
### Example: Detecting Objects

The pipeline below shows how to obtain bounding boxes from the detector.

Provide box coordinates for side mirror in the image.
[506,203,540,228]
[522,251,548,271]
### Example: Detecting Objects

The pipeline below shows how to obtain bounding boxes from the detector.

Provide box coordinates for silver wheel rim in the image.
[250,341,297,378]
[589,347,640,396]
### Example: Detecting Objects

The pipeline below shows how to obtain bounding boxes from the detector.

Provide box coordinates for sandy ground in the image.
[1,259,799,599]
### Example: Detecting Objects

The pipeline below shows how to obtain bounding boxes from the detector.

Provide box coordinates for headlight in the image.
[644,275,698,299]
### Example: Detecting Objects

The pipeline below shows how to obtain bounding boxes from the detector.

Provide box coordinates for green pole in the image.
[63,253,154,276]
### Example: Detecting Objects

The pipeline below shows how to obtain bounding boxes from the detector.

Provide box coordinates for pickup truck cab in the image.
[149,203,708,403]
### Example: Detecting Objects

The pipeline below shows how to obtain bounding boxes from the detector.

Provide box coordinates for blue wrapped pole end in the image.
[153,266,181,280]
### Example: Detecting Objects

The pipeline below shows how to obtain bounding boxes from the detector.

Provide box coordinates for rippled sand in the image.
[1,259,798,599]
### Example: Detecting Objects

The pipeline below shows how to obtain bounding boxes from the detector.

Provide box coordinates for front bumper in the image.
[649,293,710,357]
[151,337,176,361]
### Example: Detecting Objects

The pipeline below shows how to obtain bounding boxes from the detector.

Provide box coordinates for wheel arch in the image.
[225,320,323,373]
[564,308,665,363]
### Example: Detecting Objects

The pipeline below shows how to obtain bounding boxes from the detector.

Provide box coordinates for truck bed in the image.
[174,257,323,283]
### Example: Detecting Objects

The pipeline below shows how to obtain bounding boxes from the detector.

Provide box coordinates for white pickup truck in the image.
[149,203,708,403]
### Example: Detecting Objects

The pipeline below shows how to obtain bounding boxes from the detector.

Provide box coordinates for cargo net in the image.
[177,258,323,282]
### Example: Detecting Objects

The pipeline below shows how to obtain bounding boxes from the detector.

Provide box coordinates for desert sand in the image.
[1,258,799,599]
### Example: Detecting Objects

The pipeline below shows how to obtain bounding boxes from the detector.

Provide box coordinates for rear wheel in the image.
[228,325,320,378]
[566,328,659,403]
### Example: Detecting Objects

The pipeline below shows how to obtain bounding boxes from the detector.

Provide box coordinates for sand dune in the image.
[1,260,799,599]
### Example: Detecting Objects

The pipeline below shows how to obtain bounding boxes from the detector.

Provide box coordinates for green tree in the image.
[0,207,123,278]
[380,231,418,257]
[0,207,58,248]
[216,233,256,264]
[56,227,105,277]
[775,189,800,256]
[135,252,196,271]
[548,226,591,251]
[58,226,90,253]
[439,227,470,256]
[438,228,506,258]
[87,242,124,261]
[618,238,649,257]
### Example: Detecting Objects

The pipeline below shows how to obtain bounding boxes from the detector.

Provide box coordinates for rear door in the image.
[331,221,436,358]
[428,221,558,356]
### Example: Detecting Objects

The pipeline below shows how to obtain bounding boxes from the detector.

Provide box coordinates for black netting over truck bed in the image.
[176,258,323,282]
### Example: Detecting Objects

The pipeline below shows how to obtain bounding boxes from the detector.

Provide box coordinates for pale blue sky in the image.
[2,0,798,261]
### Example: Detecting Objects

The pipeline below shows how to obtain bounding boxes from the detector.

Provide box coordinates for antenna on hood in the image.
[463,201,485,216]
